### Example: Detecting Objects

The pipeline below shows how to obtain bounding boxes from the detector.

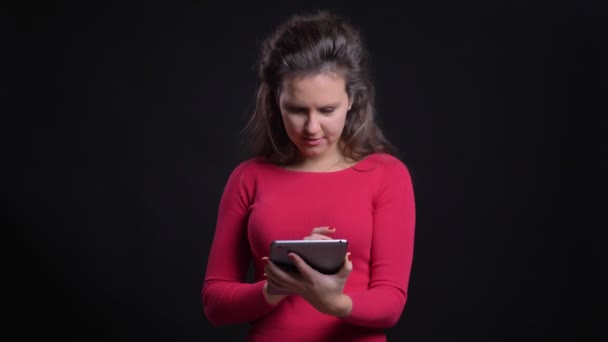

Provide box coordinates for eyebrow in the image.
[283,102,341,109]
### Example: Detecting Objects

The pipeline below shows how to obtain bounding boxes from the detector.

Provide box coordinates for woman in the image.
[202,10,416,341]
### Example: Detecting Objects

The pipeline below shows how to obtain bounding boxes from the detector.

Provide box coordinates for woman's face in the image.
[278,72,352,162]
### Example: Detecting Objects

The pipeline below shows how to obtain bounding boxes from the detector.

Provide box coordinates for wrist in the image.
[328,294,352,318]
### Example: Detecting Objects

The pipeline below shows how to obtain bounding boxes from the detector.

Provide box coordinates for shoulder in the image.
[226,157,276,183]
[366,154,415,205]
[364,154,414,195]
[369,153,406,166]
[221,158,273,200]
[356,153,411,176]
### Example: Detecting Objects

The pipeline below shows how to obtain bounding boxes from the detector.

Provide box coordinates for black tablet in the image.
[267,239,348,295]
[270,239,348,274]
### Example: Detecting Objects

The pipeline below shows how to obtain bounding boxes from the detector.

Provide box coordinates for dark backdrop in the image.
[9,1,603,341]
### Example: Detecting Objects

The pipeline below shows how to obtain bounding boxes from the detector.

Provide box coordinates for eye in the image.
[320,107,335,114]
[285,106,307,114]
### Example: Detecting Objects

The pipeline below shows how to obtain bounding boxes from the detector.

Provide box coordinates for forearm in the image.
[202,279,278,326]
[342,286,406,328]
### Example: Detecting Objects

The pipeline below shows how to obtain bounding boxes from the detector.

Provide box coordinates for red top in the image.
[202,153,416,341]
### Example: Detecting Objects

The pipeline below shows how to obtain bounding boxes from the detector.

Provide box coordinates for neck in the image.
[290,150,351,172]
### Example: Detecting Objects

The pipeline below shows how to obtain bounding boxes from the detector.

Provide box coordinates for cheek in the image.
[281,115,300,134]
[328,114,348,136]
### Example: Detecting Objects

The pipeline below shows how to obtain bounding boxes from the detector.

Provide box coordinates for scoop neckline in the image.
[267,154,377,174]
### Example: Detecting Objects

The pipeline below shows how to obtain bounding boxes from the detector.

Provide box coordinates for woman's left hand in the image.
[262,252,353,318]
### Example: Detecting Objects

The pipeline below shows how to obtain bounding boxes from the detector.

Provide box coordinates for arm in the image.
[201,162,279,326]
[343,159,416,328]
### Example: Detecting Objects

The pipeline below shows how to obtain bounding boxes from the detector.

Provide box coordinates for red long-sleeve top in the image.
[202,153,416,341]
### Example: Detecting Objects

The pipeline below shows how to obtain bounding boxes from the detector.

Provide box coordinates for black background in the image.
[9,1,604,341]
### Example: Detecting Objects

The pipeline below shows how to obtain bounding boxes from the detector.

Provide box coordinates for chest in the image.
[247,175,375,260]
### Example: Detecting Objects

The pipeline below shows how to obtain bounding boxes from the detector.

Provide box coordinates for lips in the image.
[303,137,323,146]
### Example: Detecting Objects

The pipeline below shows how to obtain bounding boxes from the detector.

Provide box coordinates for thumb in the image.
[338,252,353,276]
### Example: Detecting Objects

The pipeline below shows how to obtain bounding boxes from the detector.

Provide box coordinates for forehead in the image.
[279,72,347,105]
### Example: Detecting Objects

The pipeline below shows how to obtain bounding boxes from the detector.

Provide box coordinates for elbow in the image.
[376,292,408,328]
[202,302,223,327]
[204,307,227,327]
[377,302,405,328]
[385,293,407,328]
[201,286,229,326]
[383,310,403,328]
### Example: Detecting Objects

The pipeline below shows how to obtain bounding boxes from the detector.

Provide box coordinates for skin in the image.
[278,72,353,172]
[262,228,353,318]
[261,72,355,317]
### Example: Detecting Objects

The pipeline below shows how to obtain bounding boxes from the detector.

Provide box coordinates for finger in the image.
[288,252,318,279]
[310,226,336,235]
[263,258,288,277]
[263,258,299,285]
[265,262,302,293]
[264,263,290,285]
[303,234,333,240]
[265,268,291,289]
[266,277,292,293]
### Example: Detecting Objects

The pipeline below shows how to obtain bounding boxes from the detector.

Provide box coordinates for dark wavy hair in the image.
[244,11,397,164]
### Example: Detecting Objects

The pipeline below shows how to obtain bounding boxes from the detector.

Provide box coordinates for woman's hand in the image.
[262,282,288,305]
[262,251,353,318]
[262,226,333,304]
[261,227,348,311]
[303,226,335,240]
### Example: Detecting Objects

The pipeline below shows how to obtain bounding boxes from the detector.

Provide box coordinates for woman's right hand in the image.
[303,226,335,240]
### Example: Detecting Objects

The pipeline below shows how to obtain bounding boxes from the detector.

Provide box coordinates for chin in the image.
[296,146,323,157]
[301,150,325,158]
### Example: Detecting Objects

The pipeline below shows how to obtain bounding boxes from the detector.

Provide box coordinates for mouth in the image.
[303,137,323,146]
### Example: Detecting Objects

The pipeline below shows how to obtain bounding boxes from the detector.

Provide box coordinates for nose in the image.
[304,113,321,134]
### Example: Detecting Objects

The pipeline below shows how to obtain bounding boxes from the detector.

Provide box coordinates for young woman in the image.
[202,11,416,341]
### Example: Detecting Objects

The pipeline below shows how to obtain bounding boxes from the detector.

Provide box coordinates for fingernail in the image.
[288,254,295,260]
[347,253,352,262]
[262,258,269,265]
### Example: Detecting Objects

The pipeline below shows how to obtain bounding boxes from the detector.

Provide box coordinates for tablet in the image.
[270,239,348,274]
[267,239,348,295]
